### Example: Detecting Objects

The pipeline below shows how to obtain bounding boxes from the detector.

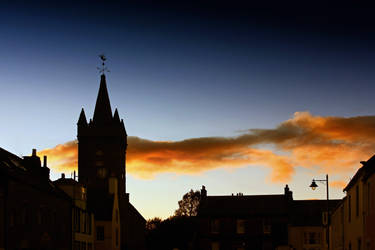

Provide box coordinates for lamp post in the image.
[310,174,329,250]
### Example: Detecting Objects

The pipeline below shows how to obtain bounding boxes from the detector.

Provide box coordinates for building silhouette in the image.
[77,73,145,250]
[0,148,72,250]
[196,185,340,250]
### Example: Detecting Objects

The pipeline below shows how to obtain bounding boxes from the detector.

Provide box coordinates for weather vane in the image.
[97,54,110,74]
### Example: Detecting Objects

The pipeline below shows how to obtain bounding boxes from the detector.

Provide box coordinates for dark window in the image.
[87,243,92,250]
[81,241,86,250]
[88,213,92,235]
[116,228,119,247]
[97,226,104,240]
[349,195,352,222]
[368,182,371,212]
[358,238,361,250]
[349,242,352,250]
[356,186,360,217]
[210,219,220,233]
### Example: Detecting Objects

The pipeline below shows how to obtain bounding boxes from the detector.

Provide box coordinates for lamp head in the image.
[310,180,318,190]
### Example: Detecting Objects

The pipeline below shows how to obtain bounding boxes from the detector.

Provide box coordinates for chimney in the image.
[32,148,37,157]
[61,173,65,179]
[201,185,207,199]
[43,156,47,167]
[284,184,293,201]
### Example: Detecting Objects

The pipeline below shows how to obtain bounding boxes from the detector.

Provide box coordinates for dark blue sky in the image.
[1,1,375,217]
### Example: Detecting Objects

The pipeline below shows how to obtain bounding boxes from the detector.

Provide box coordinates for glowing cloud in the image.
[38,112,375,183]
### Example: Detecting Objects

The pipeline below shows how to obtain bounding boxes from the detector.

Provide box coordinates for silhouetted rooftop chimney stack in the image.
[201,185,207,200]
[284,184,293,201]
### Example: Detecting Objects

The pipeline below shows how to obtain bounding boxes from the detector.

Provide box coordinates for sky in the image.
[1,1,375,219]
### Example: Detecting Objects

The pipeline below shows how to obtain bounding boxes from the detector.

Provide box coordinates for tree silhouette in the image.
[146,217,162,230]
[175,189,201,217]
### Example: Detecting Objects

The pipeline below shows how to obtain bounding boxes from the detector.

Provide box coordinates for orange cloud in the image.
[38,112,375,183]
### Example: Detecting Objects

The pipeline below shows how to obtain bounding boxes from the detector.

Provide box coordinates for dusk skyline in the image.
[1,2,375,219]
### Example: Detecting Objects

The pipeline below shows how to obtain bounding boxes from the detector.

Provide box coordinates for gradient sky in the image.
[1,2,375,219]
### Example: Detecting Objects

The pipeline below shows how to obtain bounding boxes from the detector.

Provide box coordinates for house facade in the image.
[196,185,340,250]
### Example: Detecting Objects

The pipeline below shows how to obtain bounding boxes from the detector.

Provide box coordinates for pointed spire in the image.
[93,74,112,124]
[78,108,87,126]
[113,108,120,123]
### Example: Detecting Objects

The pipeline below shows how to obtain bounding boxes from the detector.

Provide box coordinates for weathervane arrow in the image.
[97,54,110,74]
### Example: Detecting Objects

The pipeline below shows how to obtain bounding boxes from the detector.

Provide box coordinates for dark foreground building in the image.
[77,73,145,250]
[196,185,340,250]
[0,148,72,250]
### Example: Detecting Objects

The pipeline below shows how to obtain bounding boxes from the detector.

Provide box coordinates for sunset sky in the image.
[1,2,375,219]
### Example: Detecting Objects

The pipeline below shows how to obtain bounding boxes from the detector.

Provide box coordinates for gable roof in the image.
[344,154,375,191]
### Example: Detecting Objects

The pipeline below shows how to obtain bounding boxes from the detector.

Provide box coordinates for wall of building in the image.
[363,174,375,250]
[330,201,345,250]
[344,182,364,250]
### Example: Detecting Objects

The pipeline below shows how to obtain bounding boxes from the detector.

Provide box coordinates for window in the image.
[9,211,15,226]
[210,219,220,233]
[116,228,119,247]
[116,209,119,224]
[236,219,245,234]
[96,226,104,240]
[356,186,360,217]
[349,195,352,222]
[304,232,321,244]
[211,242,220,250]
[368,182,371,212]
[88,213,92,235]
[81,242,86,250]
[349,242,352,250]
[74,240,80,250]
[97,168,107,178]
[87,243,92,250]
[358,238,361,250]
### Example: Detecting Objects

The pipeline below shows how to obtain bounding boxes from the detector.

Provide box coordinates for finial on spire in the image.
[97,54,110,75]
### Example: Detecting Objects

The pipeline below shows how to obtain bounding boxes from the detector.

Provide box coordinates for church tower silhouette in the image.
[77,70,145,250]
[77,74,127,197]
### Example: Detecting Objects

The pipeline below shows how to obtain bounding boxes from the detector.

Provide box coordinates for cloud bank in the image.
[38,112,375,184]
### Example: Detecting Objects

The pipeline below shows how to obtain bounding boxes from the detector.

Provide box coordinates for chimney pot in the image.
[62,173,65,179]
[43,156,47,167]
[32,149,37,156]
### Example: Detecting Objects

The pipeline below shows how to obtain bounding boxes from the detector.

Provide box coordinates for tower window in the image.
[96,150,104,156]
[97,168,107,178]
[95,161,104,166]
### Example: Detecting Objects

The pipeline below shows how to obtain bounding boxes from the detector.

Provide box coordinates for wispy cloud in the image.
[38,112,375,183]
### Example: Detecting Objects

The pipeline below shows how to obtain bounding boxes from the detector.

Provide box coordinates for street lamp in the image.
[310,174,329,250]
